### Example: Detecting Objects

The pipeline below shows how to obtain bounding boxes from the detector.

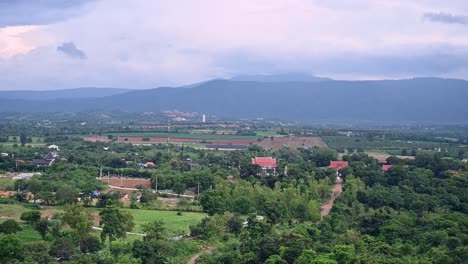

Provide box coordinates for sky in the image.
[0,0,468,90]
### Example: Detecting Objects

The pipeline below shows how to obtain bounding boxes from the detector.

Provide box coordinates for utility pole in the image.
[197,182,200,198]
[155,176,158,193]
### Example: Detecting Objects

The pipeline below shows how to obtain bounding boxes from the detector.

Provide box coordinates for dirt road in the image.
[320,179,343,219]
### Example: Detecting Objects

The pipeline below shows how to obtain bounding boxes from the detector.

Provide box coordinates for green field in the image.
[112,132,259,140]
[83,208,206,236]
[0,204,206,238]
[124,209,206,235]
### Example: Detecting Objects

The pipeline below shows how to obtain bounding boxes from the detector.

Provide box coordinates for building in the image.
[328,161,349,171]
[252,157,277,174]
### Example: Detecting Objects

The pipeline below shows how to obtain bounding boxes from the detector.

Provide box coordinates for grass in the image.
[0,204,24,219]
[84,207,206,236]
[0,204,206,239]
[122,209,206,235]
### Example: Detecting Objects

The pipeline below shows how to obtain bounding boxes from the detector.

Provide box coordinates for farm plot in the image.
[101,177,151,189]
[258,137,327,149]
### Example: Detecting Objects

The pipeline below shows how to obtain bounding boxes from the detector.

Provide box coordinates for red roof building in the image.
[382,164,394,171]
[145,162,155,167]
[252,157,277,175]
[328,161,349,171]
[252,157,277,168]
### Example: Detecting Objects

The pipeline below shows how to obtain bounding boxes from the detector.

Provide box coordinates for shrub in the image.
[0,219,21,234]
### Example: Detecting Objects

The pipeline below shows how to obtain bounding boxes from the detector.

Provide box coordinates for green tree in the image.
[50,237,77,261]
[0,234,23,262]
[55,185,78,205]
[28,178,42,202]
[20,132,27,147]
[0,219,21,234]
[20,210,41,225]
[199,189,228,216]
[142,220,166,240]
[79,236,102,254]
[99,207,135,245]
[23,241,53,263]
[34,218,50,240]
[62,204,93,239]
[172,181,186,198]
[332,245,356,264]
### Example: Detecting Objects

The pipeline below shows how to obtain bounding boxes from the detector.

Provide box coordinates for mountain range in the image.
[0,75,467,123]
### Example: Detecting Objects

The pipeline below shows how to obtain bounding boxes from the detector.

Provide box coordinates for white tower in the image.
[202,114,206,123]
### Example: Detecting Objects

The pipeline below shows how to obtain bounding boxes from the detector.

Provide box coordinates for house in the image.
[252,157,277,174]
[145,162,155,167]
[382,164,393,171]
[328,161,349,171]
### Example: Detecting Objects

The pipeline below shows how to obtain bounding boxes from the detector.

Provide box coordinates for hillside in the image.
[0,87,133,100]
[0,78,467,123]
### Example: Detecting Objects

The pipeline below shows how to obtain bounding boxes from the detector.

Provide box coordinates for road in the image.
[320,178,343,219]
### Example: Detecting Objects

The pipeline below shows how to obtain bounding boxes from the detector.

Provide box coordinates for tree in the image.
[172,181,186,198]
[142,220,166,240]
[0,219,21,234]
[23,241,53,263]
[332,245,356,264]
[20,210,41,225]
[99,207,135,245]
[199,189,228,216]
[227,214,243,235]
[0,234,23,262]
[20,132,27,147]
[28,178,42,202]
[62,204,93,239]
[79,236,102,254]
[55,185,78,205]
[50,237,77,261]
[34,218,50,240]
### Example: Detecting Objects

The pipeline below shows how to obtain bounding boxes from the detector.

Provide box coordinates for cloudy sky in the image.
[0,0,467,90]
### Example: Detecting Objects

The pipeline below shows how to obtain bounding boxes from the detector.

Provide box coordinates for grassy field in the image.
[125,209,206,235]
[83,208,206,236]
[0,204,206,237]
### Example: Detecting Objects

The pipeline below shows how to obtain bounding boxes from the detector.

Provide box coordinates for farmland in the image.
[101,177,151,189]
[257,136,326,149]
[115,135,327,150]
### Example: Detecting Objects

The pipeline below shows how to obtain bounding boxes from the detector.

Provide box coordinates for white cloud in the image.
[0,0,467,90]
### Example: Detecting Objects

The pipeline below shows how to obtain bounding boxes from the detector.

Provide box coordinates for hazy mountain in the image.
[230,73,332,82]
[0,87,133,100]
[0,78,467,123]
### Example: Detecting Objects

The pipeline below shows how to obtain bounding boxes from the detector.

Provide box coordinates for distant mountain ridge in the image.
[230,73,332,82]
[0,87,133,100]
[0,76,467,124]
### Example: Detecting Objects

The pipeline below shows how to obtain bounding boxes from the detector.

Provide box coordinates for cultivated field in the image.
[116,136,326,150]
[101,177,151,189]
[258,137,327,149]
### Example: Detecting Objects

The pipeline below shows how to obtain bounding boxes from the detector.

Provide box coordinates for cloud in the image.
[1,0,468,90]
[0,0,95,27]
[423,12,467,25]
[57,42,87,59]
